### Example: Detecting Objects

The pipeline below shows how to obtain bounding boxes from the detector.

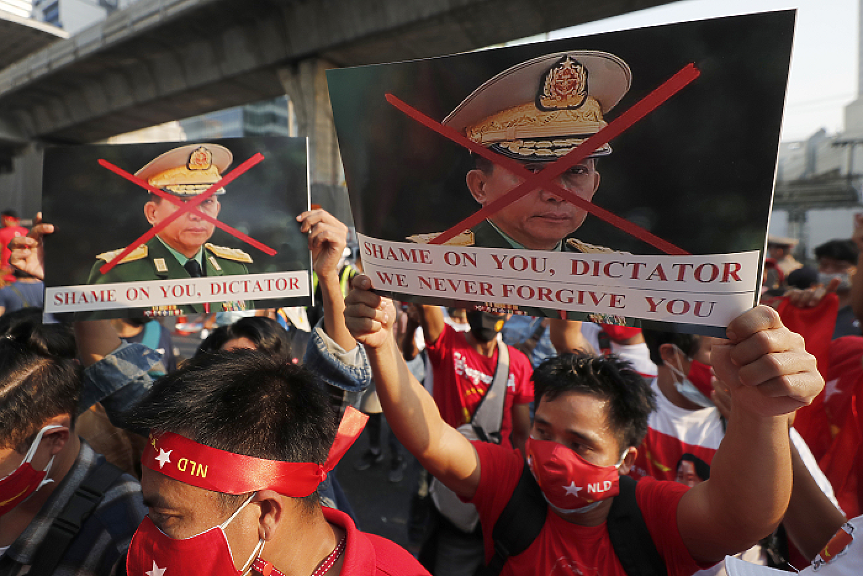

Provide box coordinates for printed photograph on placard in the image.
[327,11,795,334]
[43,137,312,319]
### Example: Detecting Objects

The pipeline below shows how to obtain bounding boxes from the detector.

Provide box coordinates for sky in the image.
[539,0,858,142]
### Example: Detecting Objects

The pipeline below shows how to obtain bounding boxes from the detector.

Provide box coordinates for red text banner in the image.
[359,234,760,328]
[45,272,309,313]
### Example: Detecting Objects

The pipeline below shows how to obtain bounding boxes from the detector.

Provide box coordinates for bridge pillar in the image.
[278,59,353,227]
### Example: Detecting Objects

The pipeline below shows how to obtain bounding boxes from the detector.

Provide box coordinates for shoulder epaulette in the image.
[407,230,475,246]
[205,243,253,263]
[566,238,624,254]
[95,244,148,263]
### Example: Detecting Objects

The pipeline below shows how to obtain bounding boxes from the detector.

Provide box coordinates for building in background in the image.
[32,0,127,34]
[770,0,863,263]
[1,0,33,18]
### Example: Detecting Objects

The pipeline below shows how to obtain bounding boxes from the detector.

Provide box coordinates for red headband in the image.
[142,406,368,497]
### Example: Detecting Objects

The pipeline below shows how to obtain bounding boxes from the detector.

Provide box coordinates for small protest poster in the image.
[327,11,794,335]
[43,137,312,319]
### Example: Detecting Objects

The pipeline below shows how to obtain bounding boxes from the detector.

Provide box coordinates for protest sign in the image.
[43,137,312,319]
[327,11,795,334]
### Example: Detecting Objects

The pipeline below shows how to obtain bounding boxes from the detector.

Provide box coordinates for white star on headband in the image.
[155,448,172,469]
[563,481,582,497]
[146,561,166,576]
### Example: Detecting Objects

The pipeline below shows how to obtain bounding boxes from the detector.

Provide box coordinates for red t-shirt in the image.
[471,442,705,576]
[630,379,724,482]
[426,323,533,448]
[0,225,27,281]
[322,506,430,575]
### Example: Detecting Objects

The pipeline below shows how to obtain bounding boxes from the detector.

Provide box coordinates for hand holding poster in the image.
[43,137,312,319]
[327,11,795,334]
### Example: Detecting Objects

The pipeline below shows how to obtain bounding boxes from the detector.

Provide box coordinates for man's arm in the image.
[298,209,356,351]
[783,437,847,560]
[345,275,481,499]
[676,306,823,563]
[549,319,595,354]
[415,303,445,346]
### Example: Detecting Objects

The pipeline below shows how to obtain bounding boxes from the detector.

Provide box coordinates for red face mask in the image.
[127,495,263,576]
[685,359,714,398]
[525,437,628,514]
[0,425,61,516]
[670,346,715,408]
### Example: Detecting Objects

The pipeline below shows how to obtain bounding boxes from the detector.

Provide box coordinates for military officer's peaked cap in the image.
[136,143,233,197]
[444,51,631,161]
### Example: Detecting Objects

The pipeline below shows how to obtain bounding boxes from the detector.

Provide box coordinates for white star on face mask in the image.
[155,449,172,469]
[146,561,167,576]
[563,481,582,497]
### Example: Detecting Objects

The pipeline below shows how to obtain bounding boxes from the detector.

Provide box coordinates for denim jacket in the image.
[303,319,372,396]
[78,342,160,426]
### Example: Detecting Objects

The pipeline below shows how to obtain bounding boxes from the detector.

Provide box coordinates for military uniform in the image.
[408,219,616,254]
[83,237,252,317]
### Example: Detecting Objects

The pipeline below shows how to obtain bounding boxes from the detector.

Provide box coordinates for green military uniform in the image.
[408,219,616,253]
[85,236,252,318]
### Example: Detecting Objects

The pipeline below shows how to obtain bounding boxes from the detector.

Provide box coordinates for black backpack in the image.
[476,467,668,576]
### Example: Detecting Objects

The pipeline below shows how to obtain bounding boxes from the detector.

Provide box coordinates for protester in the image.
[122,349,429,576]
[767,236,802,279]
[0,312,146,576]
[345,273,824,576]
[0,269,44,316]
[112,317,177,377]
[813,239,860,338]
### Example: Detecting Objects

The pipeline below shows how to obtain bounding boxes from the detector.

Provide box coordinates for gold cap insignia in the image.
[188,147,213,171]
[537,55,587,111]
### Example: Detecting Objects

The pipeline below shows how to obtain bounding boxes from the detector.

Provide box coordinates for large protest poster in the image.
[327,11,794,335]
[43,137,312,319]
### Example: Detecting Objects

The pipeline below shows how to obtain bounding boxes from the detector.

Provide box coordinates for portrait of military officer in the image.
[407,51,630,254]
[86,143,252,316]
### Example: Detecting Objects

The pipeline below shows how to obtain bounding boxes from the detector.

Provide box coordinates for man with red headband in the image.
[345,273,825,576]
[124,349,428,576]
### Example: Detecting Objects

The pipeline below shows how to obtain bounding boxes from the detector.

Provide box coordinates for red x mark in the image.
[386,63,700,255]
[97,153,276,275]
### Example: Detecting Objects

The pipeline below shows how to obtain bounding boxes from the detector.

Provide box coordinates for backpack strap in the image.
[8,285,30,308]
[477,470,667,576]
[27,460,125,576]
[470,339,509,444]
[607,475,668,576]
[475,463,547,576]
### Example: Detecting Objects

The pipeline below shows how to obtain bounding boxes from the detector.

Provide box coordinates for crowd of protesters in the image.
[1,205,862,576]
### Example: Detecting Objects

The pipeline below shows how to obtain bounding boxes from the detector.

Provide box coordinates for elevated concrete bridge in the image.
[0,0,675,215]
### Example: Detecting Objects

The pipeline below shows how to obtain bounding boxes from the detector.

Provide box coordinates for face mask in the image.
[466,311,505,342]
[0,425,62,516]
[818,272,852,292]
[525,436,628,514]
[669,347,714,408]
[127,493,264,576]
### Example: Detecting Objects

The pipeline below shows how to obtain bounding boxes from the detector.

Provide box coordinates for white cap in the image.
[726,516,861,576]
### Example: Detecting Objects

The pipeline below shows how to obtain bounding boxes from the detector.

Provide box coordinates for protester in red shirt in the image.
[417,305,533,452]
[345,274,824,576]
[123,350,429,576]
